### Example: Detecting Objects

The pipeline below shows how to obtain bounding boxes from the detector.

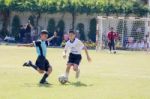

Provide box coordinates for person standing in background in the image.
[19,25,26,43]
[107,27,117,54]
[25,20,32,43]
[31,27,38,41]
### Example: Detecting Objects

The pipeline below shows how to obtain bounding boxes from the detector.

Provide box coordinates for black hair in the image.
[69,30,76,34]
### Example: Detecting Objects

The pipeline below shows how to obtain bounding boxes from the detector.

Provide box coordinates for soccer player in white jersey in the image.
[63,30,91,80]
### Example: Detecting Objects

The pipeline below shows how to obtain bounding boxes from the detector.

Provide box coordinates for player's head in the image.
[110,27,114,32]
[68,30,76,41]
[40,30,48,40]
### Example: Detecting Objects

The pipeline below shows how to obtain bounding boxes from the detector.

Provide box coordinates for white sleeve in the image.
[78,40,85,49]
[64,42,69,50]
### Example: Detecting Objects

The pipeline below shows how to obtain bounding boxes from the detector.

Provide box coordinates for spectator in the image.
[64,33,69,41]
[25,20,32,43]
[19,25,26,43]
[31,27,38,41]
[50,31,59,46]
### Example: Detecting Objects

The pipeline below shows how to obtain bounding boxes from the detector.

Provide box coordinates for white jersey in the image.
[65,38,84,54]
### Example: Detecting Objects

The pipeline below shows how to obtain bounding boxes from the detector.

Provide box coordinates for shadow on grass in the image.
[23,83,53,88]
[62,81,93,87]
[38,83,53,88]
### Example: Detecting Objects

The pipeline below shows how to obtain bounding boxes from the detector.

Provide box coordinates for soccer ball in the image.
[58,75,68,84]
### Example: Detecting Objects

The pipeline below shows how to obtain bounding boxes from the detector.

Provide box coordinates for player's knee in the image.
[47,67,52,75]
[73,66,78,71]
[38,70,44,74]
[67,64,71,68]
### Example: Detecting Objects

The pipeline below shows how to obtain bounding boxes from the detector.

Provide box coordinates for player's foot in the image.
[23,60,32,67]
[109,51,112,54]
[40,80,50,85]
[75,69,80,79]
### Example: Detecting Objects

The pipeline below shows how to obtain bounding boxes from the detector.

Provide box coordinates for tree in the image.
[77,23,85,40]
[11,15,20,39]
[0,0,149,37]
[47,18,56,36]
[0,0,11,38]
[57,20,65,38]
[28,15,35,27]
[88,18,96,42]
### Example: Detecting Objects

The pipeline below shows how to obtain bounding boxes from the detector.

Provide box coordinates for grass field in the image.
[0,45,150,99]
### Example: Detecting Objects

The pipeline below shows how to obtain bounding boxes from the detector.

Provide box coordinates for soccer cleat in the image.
[75,69,80,79]
[44,81,50,85]
[23,60,32,67]
[40,80,50,85]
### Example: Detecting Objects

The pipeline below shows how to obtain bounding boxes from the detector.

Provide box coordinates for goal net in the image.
[96,16,150,50]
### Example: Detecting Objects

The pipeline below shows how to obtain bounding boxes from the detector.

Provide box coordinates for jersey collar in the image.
[70,38,76,43]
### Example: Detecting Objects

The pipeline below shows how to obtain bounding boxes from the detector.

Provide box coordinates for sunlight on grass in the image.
[0,46,150,99]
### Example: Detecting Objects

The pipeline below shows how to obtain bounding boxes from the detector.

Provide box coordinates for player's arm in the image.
[63,49,67,59]
[83,46,91,62]
[63,43,68,59]
[47,35,55,41]
[18,43,34,47]
[79,40,91,62]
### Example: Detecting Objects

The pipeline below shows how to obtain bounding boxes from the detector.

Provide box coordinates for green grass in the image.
[0,46,150,99]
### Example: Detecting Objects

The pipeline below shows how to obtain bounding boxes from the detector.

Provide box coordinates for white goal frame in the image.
[96,16,150,51]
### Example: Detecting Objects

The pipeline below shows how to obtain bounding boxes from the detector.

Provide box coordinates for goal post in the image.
[96,16,150,50]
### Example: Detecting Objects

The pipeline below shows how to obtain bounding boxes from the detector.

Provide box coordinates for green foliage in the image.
[88,18,96,42]
[28,15,35,27]
[0,0,148,17]
[47,18,55,36]
[77,23,85,41]
[0,0,149,38]
[57,20,65,37]
[0,28,9,38]
[11,15,20,39]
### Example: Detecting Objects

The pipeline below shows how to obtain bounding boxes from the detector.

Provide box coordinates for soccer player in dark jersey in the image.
[18,30,55,84]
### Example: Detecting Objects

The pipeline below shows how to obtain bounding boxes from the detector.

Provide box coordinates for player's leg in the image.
[65,53,74,78]
[37,69,45,74]
[108,42,111,52]
[23,60,38,70]
[73,55,82,79]
[73,64,80,79]
[39,59,52,84]
[40,67,52,84]
[65,63,72,78]
[112,40,116,53]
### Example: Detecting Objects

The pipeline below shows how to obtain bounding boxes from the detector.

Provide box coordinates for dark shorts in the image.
[35,56,51,71]
[68,53,82,65]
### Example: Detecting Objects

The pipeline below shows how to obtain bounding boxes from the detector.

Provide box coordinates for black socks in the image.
[29,62,38,70]
[40,73,49,83]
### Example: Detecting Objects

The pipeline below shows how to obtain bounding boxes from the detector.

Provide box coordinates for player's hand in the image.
[63,55,66,59]
[54,34,57,37]
[87,56,92,62]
